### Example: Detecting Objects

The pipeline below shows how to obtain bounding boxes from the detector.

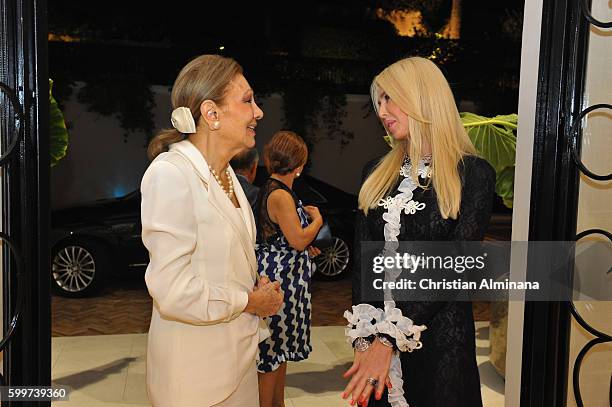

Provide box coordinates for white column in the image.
[505,0,545,404]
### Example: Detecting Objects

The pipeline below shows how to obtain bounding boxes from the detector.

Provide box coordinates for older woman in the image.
[141,54,283,407]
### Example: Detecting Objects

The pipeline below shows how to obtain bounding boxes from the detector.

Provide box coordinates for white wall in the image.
[566,0,612,405]
[51,86,389,209]
[51,83,164,208]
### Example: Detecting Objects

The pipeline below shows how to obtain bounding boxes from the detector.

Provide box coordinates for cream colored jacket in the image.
[141,139,261,406]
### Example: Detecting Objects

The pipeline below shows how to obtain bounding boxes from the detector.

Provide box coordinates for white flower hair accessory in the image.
[171,107,197,134]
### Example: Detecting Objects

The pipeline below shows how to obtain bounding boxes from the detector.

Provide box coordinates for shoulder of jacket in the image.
[152,150,192,169]
[143,152,196,186]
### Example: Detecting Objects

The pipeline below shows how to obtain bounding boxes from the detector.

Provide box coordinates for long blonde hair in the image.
[358,57,476,220]
[147,55,243,160]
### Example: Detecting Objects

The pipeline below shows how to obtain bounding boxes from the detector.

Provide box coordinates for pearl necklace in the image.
[208,165,234,199]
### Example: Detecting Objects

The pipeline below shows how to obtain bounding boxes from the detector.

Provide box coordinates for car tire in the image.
[313,236,351,281]
[51,238,109,297]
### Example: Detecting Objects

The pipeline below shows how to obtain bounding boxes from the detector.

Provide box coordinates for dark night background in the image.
[48,0,525,144]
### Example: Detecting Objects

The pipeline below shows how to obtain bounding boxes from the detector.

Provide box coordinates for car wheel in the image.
[51,239,108,297]
[313,236,350,280]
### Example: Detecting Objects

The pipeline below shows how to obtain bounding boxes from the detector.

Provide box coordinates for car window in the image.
[295,183,327,205]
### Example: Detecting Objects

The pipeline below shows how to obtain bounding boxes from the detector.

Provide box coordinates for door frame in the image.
[0,1,51,406]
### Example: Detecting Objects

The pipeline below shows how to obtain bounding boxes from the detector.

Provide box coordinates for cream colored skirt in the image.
[213,364,259,406]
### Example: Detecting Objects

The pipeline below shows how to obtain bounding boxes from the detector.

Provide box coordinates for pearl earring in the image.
[296,172,301,177]
[212,121,220,130]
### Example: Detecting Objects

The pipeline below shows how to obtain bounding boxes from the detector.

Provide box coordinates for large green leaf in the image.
[49,79,69,167]
[460,112,517,173]
[496,165,514,209]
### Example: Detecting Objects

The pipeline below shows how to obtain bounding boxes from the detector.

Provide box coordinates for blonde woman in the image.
[342,57,495,407]
[141,55,283,406]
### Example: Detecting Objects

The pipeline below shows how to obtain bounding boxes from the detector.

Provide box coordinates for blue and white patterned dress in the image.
[255,178,313,373]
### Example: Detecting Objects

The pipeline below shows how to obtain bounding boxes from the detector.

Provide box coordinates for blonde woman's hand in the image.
[342,340,394,406]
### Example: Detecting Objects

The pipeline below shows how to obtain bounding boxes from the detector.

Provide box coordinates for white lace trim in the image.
[345,158,430,407]
[344,302,426,352]
[344,302,426,407]
[377,159,430,241]
[388,352,406,406]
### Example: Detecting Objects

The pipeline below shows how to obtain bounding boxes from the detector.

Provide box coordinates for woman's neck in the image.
[404,139,432,157]
[270,173,295,189]
[188,133,233,173]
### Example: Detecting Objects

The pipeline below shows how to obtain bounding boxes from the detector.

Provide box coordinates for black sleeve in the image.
[451,156,496,241]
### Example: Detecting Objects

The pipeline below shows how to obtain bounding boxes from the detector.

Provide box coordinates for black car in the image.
[51,190,148,297]
[50,175,356,297]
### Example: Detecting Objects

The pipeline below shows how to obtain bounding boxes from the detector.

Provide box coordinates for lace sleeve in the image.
[452,156,496,241]
[255,179,293,244]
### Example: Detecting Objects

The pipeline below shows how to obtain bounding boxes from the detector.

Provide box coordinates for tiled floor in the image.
[52,274,491,336]
[51,323,505,406]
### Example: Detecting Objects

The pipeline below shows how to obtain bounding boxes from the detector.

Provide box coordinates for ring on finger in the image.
[366,377,379,386]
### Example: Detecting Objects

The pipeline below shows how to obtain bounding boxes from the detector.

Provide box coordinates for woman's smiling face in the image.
[218,74,264,150]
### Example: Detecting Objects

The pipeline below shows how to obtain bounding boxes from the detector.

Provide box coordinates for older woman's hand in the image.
[245,281,283,317]
[342,340,393,406]
[254,276,271,290]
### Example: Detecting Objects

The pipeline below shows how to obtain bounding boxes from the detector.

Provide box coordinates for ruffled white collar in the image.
[377,157,432,242]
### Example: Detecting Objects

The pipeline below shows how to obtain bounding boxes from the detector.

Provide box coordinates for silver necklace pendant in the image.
[400,156,432,179]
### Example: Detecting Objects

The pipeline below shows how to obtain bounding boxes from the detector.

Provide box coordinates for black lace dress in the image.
[354,155,496,407]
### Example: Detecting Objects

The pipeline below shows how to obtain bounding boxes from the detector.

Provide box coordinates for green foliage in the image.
[460,112,517,172]
[49,79,69,167]
[460,112,517,208]
[496,166,515,209]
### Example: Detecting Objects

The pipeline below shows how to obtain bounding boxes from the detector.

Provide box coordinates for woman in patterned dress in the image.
[255,131,323,407]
